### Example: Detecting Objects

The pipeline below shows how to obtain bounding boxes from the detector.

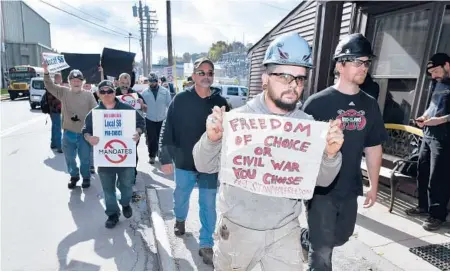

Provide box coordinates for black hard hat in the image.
[333,33,375,61]
[68,69,84,80]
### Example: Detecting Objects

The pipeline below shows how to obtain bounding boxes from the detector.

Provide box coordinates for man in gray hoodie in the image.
[192,32,344,271]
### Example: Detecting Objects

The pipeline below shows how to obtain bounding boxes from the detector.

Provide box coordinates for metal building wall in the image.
[5,43,54,67]
[1,0,51,47]
[22,2,51,47]
[1,1,24,43]
[247,1,355,99]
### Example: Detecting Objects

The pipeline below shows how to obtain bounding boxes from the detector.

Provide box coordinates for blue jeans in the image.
[300,194,358,270]
[98,167,135,216]
[62,130,91,179]
[173,168,218,248]
[50,112,62,149]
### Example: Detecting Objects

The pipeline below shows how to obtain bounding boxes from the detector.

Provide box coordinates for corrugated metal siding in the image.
[1,1,51,46]
[22,2,51,47]
[248,1,317,99]
[1,1,24,43]
[247,2,355,99]
[5,43,54,67]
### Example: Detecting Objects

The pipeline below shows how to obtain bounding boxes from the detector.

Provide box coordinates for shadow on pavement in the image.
[56,182,153,271]
[43,152,66,172]
[182,235,213,271]
[364,181,450,234]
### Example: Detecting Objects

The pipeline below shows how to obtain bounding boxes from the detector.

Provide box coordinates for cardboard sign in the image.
[219,112,329,200]
[92,110,136,167]
[43,53,70,73]
[61,53,101,84]
[101,48,136,79]
[117,93,141,110]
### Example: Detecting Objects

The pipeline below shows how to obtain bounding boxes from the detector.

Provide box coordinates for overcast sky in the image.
[24,0,300,63]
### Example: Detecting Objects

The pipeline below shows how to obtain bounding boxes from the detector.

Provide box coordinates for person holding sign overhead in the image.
[42,56,98,190]
[192,32,344,271]
[300,34,388,270]
[82,80,145,229]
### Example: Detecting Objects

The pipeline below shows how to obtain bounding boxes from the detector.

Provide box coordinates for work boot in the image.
[68,176,80,189]
[122,205,133,218]
[174,220,185,236]
[405,206,428,216]
[90,166,96,174]
[199,247,214,265]
[422,217,444,231]
[81,179,90,189]
[149,157,156,164]
[105,214,119,229]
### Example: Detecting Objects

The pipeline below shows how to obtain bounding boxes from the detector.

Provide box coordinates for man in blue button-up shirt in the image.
[140,72,172,164]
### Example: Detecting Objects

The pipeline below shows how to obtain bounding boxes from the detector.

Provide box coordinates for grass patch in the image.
[1,89,8,95]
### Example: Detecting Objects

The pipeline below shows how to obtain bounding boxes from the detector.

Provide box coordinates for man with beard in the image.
[299,33,388,270]
[116,72,147,179]
[405,53,450,231]
[192,33,344,270]
[159,57,230,265]
[140,72,172,164]
[42,57,98,189]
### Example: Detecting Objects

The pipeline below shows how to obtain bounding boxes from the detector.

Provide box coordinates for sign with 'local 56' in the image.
[92,110,136,167]
[43,53,70,73]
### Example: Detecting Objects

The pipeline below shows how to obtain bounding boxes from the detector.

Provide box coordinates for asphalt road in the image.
[0,99,158,270]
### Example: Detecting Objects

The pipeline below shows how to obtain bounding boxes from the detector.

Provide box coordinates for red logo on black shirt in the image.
[336,109,367,131]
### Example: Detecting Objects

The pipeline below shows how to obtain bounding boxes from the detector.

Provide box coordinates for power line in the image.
[39,0,138,40]
[260,2,291,12]
[60,1,139,37]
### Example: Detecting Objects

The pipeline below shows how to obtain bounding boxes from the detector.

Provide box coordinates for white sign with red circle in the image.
[117,93,141,110]
[92,110,137,167]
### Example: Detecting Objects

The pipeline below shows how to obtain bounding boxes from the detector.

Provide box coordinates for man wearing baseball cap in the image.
[406,53,450,231]
[140,72,172,164]
[82,80,145,228]
[160,56,230,266]
[43,56,98,189]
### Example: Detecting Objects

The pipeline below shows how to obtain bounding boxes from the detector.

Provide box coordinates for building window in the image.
[370,9,431,124]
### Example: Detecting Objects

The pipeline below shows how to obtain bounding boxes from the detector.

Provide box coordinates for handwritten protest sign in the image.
[219,112,329,200]
[92,110,136,167]
[117,93,141,110]
[43,53,70,73]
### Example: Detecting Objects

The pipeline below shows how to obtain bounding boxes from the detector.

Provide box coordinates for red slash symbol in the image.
[104,139,128,164]
[121,94,136,108]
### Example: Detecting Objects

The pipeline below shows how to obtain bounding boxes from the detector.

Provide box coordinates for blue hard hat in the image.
[263,32,313,68]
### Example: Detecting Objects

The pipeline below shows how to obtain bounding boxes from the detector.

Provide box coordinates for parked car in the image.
[212,84,248,109]
[29,77,45,110]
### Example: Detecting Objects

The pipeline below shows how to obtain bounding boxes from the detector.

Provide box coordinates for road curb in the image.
[1,95,10,101]
[146,186,176,271]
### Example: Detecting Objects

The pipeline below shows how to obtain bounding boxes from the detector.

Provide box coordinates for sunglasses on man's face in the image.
[99,89,115,95]
[195,71,214,77]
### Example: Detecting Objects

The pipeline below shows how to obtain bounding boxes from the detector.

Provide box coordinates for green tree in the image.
[182,52,191,63]
[208,41,231,62]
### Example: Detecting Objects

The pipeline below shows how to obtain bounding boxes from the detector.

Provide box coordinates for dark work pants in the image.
[417,136,450,221]
[145,119,163,159]
[300,194,358,271]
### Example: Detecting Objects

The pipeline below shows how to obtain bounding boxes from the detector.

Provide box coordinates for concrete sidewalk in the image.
[142,147,450,271]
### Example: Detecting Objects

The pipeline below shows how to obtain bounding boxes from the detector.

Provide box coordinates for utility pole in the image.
[144,5,158,73]
[138,1,147,76]
[166,0,173,66]
[128,33,132,52]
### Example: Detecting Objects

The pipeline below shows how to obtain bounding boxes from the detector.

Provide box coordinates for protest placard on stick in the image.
[219,112,329,200]
[42,53,70,73]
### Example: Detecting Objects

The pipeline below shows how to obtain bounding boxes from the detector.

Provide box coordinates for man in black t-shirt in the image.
[300,34,388,271]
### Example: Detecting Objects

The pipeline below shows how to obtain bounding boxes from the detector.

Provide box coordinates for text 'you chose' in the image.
[219,112,329,200]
